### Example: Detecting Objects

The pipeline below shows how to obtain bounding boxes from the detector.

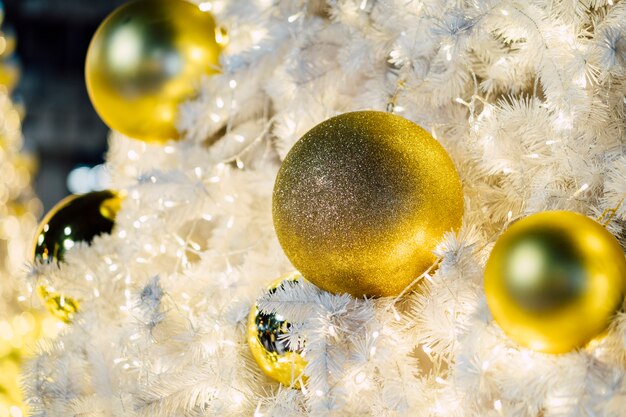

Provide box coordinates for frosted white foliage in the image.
[23,0,626,416]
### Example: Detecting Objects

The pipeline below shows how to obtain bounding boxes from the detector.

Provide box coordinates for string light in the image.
[494,400,502,411]
[354,371,366,384]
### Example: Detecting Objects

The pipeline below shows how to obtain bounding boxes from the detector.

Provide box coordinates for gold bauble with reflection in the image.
[485,211,626,354]
[33,190,122,322]
[273,111,464,298]
[247,272,307,387]
[85,0,223,143]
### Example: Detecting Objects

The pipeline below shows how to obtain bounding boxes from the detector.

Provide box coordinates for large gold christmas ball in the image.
[247,272,307,387]
[33,190,122,322]
[485,211,626,354]
[85,0,223,143]
[273,111,464,298]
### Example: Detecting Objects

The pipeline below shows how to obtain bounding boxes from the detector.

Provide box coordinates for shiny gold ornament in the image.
[273,111,464,298]
[33,190,122,263]
[485,211,626,354]
[85,0,223,143]
[36,286,80,324]
[33,190,122,321]
[247,272,307,387]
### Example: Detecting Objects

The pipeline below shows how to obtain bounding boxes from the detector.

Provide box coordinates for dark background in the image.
[5,0,126,211]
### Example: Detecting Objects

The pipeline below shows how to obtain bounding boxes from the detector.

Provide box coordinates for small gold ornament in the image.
[247,272,307,387]
[34,190,122,263]
[485,211,626,354]
[273,111,464,298]
[33,190,122,321]
[36,286,80,324]
[85,0,223,143]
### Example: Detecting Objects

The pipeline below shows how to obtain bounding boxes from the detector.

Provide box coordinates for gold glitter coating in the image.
[485,211,626,354]
[247,272,307,387]
[273,111,464,297]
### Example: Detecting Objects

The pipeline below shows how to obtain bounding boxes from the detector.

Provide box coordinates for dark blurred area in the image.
[5,0,126,211]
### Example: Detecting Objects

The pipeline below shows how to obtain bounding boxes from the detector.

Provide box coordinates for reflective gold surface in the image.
[36,286,79,324]
[247,272,307,387]
[33,190,122,322]
[273,111,464,298]
[485,211,626,354]
[33,190,121,264]
[85,0,223,143]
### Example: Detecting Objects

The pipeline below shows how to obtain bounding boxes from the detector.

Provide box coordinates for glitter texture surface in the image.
[273,111,464,297]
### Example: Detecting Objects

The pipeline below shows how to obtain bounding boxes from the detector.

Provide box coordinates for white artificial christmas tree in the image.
[23,0,626,416]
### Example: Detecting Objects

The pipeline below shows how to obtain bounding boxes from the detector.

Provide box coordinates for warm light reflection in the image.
[107,26,143,73]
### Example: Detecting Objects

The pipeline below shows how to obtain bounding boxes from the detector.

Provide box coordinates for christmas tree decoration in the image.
[85,0,223,143]
[33,190,122,264]
[36,286,80,324]
[273,111,463,298]
[22,0,626,415]
[33,191,121,321]
[485,211,626,354]
[247,272,307,387]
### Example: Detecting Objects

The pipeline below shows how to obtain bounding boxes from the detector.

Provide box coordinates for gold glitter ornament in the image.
[33,190,122,322]
[247,272,307,387]
[85,0,223,143]
[273,111,463,298]
[485,211,626,354]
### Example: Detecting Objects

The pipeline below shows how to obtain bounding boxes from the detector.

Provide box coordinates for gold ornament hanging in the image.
[36,286,80,324]
[85,0,224,143]
[485,211,626,354]
[247,272,307,387]
[33,190,122,321]
[273,111,464,298]
[34,190,122,263]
